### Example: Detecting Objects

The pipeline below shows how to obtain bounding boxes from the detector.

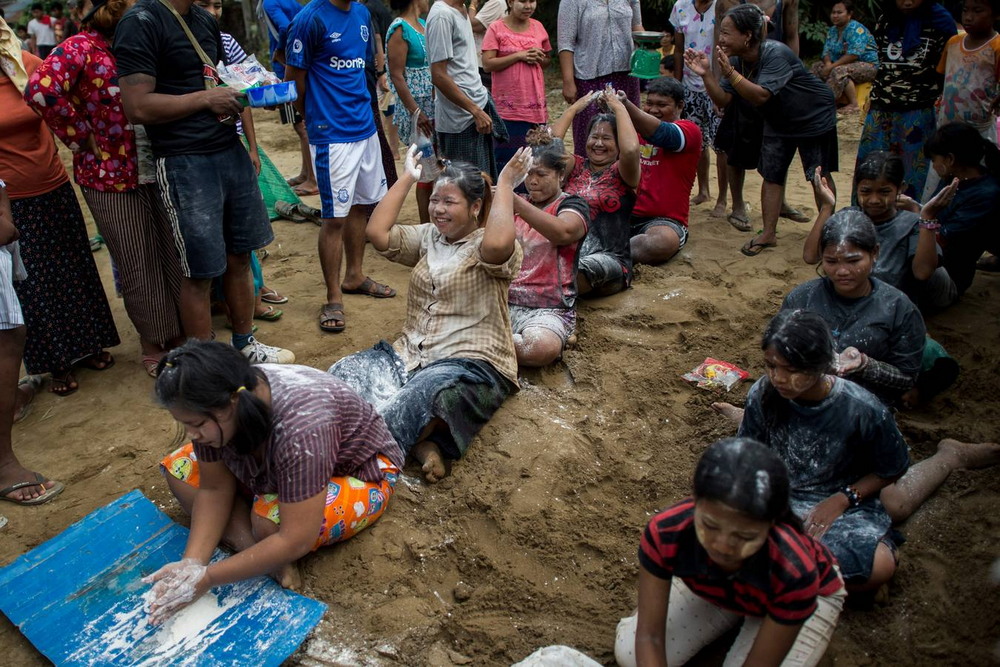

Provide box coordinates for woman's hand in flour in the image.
[142,558,210,626]
[403,144,423,181]
[804,495,848,539]
[834,347,867,375]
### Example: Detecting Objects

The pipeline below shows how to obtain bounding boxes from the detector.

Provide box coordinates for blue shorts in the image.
[157,142,274,279]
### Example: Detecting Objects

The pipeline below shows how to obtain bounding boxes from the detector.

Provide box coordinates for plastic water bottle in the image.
[411,110,440,183]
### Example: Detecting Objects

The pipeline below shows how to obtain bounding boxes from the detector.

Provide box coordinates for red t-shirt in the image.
[632,119,702,226]
[509,193,589,309]
[640,497,843,625]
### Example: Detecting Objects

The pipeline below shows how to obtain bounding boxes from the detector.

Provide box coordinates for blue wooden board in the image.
[0,490,327,666]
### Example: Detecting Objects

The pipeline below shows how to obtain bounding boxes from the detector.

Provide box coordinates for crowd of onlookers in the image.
[2,0,1000,663]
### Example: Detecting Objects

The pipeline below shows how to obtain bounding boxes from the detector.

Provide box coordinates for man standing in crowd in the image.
[26,3,56,58]
[115,0,294,363]
[427,0,507,179]
[259,0,317,196]
[284,0,396,335]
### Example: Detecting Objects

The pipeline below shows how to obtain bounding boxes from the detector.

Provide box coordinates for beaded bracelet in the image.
[919,219,941,230]
[841,485,862,508]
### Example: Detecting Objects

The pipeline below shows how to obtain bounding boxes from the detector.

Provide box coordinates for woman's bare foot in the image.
[711,402,745,425]
[937,439,1000,470]
[412,440,448,483]
[691,192,711,206]
[273,561,303,591]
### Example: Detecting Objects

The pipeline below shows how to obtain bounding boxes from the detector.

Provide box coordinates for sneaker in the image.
[239,336,295,365]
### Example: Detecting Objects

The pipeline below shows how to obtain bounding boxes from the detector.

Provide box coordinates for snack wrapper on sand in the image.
[682,358,750,392]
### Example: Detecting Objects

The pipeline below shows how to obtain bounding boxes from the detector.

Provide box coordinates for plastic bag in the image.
[682,358,750,392]
[217,55,280,91]
[410,109,440,183]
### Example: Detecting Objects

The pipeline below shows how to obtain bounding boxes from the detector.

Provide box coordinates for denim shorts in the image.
[509,304,576,346]
[758,129,839,185]
[157,141,274,279]
[630,217,689,249]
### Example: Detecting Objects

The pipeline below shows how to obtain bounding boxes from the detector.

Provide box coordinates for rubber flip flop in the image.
[260,287,289,304]
[741,238,777,257]
[254,305,283,322]
[727,212,752,232]
[0,473,65,506]
[780,206,811,223]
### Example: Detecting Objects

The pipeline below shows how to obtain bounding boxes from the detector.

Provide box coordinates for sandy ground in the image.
[1,102,999,666]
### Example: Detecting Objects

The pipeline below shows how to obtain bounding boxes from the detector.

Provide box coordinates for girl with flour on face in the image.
[713,310,1000,599]
[615,437,847,667]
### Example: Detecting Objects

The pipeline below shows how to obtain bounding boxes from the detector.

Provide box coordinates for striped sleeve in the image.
[638,500,692,579]
[766,525,821,624]
[221,32,249,66]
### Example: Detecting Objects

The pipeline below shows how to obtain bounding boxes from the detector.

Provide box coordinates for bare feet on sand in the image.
[709,201,728,218]
[413,440,448,483]
[937,439,1000,470]
[691,192,711,206]
[711,402,745,424]
[274,561,303,591]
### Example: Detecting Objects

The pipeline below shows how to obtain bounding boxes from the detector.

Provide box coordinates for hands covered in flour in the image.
[142,557,210,626]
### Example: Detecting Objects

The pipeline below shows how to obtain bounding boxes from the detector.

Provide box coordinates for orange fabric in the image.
[161,443,400,551]
[0,52,69,199]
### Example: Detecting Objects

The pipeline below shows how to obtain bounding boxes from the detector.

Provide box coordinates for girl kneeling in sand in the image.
[328,147,531,483]
[144,340,403,625]
[717,310,1000,595]
[615,437,847,666]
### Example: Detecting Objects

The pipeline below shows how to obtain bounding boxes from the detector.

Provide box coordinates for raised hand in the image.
[683,48,710,77]
[812,166,836,209]
[403,144,423,181]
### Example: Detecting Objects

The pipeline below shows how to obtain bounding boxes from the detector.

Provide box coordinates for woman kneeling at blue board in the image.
[143,340,404,625]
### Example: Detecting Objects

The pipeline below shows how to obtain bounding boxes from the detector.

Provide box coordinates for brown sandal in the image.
[319,303,346,333]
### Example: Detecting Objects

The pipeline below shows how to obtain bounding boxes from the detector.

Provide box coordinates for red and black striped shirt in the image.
[639,498,842,625]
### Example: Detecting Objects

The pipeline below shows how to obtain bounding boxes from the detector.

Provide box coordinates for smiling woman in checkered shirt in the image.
[328,145,532,484]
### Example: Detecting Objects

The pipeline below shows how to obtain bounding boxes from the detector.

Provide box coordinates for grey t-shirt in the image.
[782,277,926,384]
[827,207,941,289]
[720,41,836,139]
[426,1,488,133]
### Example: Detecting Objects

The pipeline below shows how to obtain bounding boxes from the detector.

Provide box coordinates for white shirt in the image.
[27,18,57,47]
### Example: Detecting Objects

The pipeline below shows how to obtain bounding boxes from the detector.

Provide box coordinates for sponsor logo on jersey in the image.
[329,56,366,70]
[329,31,342,42]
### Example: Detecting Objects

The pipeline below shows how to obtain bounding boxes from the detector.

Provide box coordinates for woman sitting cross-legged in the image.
[144,340,404,625]
[328,146,531,483]
[615,437,847,667]
[508,130,589,367]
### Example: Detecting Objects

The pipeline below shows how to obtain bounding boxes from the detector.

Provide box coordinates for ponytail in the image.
[156,340,272,455]
[925,121,1000,183]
